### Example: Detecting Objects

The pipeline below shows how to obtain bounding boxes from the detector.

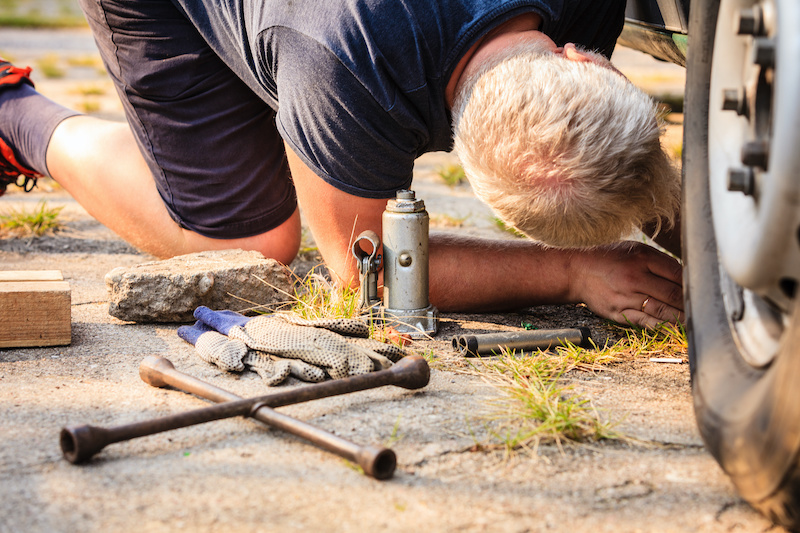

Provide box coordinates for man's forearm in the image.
[428,233,576,312]
[426,232,685,328]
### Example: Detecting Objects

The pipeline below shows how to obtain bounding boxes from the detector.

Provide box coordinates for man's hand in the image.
[568,242,684,329]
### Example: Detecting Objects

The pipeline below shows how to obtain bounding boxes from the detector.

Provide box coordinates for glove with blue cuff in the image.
[178,307,405,385]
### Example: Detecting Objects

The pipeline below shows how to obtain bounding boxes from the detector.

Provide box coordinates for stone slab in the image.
[104,249,292,323]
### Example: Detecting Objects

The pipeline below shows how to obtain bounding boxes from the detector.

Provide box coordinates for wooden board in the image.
[0,270,64,282]
[0,271,71,348]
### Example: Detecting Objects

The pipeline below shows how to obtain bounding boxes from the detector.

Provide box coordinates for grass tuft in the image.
[474,348,623,455]
[430,213,468,228]
[467,323,686,455]
[76,99,101,113]
[384,415,404,447]
[436,164,466,187]
[289,273,362,321]
[614,322,687,360]
[492,217,526,238]
[73,84,106,97]
[66,55,102,69]
[36,54,65,78]
[0,14,87,28]
[0,200,64,238]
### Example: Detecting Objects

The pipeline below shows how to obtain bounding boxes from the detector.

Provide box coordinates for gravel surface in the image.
[0,27,784,533]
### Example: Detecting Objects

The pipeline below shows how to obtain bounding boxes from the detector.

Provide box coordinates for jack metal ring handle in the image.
[352,230,382,309]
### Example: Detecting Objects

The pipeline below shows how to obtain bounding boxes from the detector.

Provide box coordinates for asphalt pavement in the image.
[0,27,784,533]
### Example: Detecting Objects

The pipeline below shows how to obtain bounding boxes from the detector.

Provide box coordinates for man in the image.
[0,0,683,328]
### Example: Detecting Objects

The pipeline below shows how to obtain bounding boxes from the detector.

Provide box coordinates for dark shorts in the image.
[77,0,297,239]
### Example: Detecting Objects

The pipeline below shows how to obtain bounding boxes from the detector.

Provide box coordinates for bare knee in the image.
[202,208,303,265]
[259,215,302,265]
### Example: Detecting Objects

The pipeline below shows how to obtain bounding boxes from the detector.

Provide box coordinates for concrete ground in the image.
[0,28,785,533]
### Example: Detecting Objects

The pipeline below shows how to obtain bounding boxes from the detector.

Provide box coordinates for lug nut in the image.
[736,6,764,35]
[741,140,769,169]
[722,88,748,116]
[752,37,775,68]
[728,167,756,195]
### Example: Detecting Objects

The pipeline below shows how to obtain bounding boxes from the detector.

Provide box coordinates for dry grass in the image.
[288,273,362,321]
[430,213,468,228]
[72,83,106,97]
[76,99,101,113]
[468,323,686,455]
[0,200,63,238]
[0,0,87,28]
[468,345,620,455]
[492,217,526,238]
[609,322,687,361]
[248,266,410,348]
[36,53,65,78]
[66,55,102,69]
[436,164,466,187]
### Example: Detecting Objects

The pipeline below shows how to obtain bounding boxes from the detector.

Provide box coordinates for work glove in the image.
[177,320,295,385]
[178,307,405,384]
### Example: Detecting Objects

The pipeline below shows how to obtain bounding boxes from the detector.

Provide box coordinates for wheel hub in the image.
[709,0,800,366]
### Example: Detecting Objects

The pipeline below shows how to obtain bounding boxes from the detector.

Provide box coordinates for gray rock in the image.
[104,249,292,322]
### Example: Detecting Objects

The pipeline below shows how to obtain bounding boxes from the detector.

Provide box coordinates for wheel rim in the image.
[708,0,800,367]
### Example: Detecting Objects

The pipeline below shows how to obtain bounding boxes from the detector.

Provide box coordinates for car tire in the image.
[683,0,800,529]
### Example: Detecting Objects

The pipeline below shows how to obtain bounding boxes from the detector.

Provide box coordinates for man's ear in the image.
[562,42,627,78]
[563,43,595,63]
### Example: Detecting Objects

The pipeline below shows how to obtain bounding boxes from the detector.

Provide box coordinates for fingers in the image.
[620,296,685,329]
[284,358,327,382]
[640,272,684,312]
[348,337,406,362]
[633,246,684,312]
[242,352,293,386]
[574,242,686,330]
[646,249,683,284]
[194,330,247,372]
[642,296,684,324]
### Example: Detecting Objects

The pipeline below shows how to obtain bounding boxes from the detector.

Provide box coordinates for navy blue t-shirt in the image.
[173,0,625,198]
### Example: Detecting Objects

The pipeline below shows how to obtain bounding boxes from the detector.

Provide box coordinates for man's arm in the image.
[428,233,684,328]
[286,144,684,328]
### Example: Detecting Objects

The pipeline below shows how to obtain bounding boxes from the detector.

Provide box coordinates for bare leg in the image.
[46,116,301,263]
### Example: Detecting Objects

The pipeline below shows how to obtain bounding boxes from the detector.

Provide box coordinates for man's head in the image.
[451,39,680,249]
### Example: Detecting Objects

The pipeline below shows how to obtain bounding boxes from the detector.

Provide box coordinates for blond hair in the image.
[452,42,680,248]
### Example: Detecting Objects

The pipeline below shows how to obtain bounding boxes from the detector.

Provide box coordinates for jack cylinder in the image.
[382,190,438,337]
